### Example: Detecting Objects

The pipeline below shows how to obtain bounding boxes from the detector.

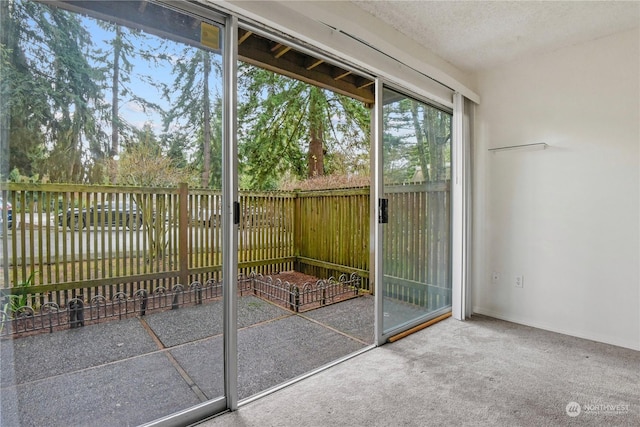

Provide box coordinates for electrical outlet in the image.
[491,272,500,284]
[515,275,524,288]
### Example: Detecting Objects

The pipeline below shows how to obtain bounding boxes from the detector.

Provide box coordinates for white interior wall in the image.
[472,28,640,350]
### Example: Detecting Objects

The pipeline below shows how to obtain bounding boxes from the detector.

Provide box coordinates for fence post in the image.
[178,183,189,288]
[69,298,84,328]
[289,285,300,312]
[294,191,301,271]
[136,289,148,316]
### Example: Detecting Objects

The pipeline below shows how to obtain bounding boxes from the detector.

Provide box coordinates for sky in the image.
[82,13,223,145]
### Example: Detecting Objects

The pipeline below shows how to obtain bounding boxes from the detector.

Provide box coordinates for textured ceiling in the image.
[350,1,640,73]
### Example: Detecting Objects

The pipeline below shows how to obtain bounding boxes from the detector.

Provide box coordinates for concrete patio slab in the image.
[142,300,224,348]
[143,296,292,348]
[303,295,374,344]
[236,296,292,330]
[167,337,225,401]
[171,314,367,400]
[1,351,200,427]
[1,294,375,426]
[239,315,367,398]
[1,317,158,384]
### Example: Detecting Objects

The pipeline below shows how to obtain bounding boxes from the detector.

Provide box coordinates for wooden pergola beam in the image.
[274,46,292,59]
[358,80,375,90]
[306,58,324,70]
[238,29,253,45]
[333,70,352,81]
[238,34,374,104]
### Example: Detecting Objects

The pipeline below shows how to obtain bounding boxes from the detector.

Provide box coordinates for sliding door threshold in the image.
[388,312,452,343]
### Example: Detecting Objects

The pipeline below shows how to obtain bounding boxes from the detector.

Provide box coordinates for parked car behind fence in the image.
[58,201,143,230]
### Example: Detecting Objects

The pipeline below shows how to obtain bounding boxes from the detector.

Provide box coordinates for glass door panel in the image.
[0,2,226,425]
[381,87,452,335]
[234,28,375,401]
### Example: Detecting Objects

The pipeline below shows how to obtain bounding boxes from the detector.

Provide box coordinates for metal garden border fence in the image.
[0,276,255,337]
[0,271,360,336]
[250,272,361,312]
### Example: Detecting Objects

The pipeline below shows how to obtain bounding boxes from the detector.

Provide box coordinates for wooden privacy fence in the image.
[383,181,451,307]
[1,184,186,307]
[0,183,300,308]
[0,181,450,311]
[295,187,370,288]
[0,183,367,308]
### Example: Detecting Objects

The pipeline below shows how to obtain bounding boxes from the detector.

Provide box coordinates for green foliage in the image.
[383,96,451,184]
[163,49,223,188]
[38,4,106,182]
[1,1,107,183]
[1,271,35,325]
[8,167,39,183]
[114,128,197,263]
[93,22,166,161]
[238,64,370,190]
[115,125,196,188]
[164,132,189,170]
[1,0,49,178]
[2,1,168,184]
[3,1,371,192]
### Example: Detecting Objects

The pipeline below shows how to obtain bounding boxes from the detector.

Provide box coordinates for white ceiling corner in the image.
[350,1,640,73]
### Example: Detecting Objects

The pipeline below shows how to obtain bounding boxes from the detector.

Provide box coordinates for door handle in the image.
[378,198,388,224]
[233,201,240,225]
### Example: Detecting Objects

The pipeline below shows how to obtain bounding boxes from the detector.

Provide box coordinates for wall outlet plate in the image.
[515,275,524,288]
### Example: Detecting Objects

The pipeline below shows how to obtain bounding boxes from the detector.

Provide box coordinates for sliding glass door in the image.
[1,2,460,425]
[380,87,452,337]
[0,2,229,425]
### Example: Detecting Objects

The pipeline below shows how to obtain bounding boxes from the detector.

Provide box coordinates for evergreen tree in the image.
[238,64,370,190]
[93,22,166,158]
[23,1,106,182]
[1,0,53,179]
[383,97,451,184]
[163,48,222,188]
[410,101,451,182]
